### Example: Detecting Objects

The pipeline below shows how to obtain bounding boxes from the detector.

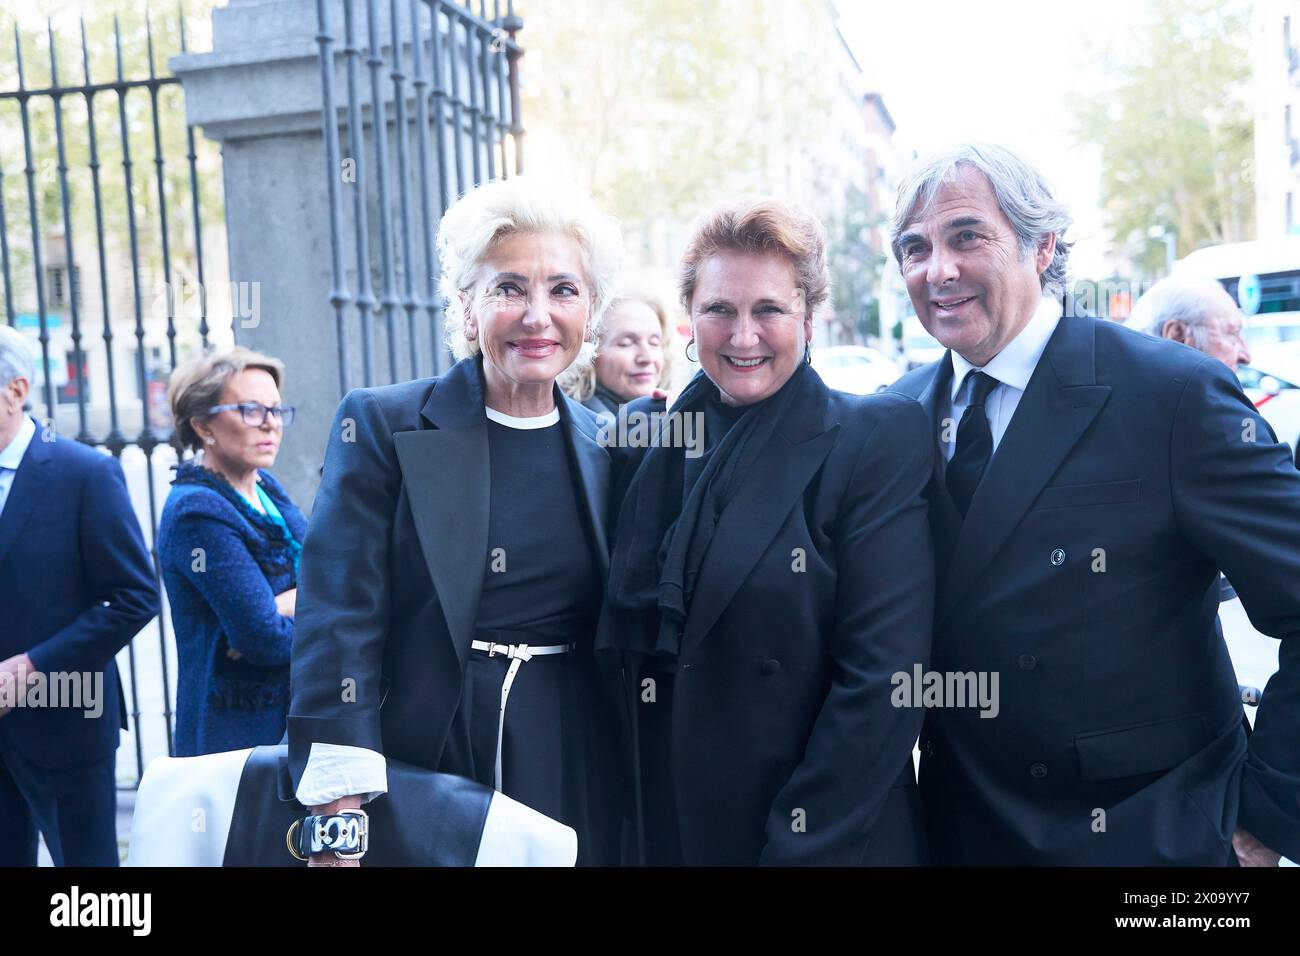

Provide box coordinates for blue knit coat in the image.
[158,461,307,756]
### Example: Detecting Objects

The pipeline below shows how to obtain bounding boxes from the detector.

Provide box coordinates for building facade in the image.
[1255,0,1300,238]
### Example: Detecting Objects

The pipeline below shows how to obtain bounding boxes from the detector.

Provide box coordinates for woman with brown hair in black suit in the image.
[600,198,935,866]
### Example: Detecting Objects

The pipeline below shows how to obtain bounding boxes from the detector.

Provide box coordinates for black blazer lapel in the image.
[559,393,611,580]
[0,419,51,571]
[915,357,951,457]
[937,317,1112,629]
[914,360,965,573]
[682,379,838,652]
[392,360,489,668]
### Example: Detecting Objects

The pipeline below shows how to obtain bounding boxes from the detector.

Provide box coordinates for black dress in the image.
[441,406,618,865]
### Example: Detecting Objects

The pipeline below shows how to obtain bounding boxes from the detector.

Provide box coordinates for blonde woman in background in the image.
[562,285,678,415]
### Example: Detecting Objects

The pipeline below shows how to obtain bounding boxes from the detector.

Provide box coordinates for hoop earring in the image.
[685,339,699,363]
[805,341,812,365]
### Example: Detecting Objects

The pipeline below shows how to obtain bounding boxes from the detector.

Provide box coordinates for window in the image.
[1221,269,1300,315]
[44,265,81,310]
[47,266,64,308]
[132,346,166,400]
[58,348,88,405]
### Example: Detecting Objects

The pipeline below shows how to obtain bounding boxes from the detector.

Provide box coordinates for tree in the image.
[0,2,223,326]
[1067,0,1254,275]
[518,0,861,298]
[829,181,884,342]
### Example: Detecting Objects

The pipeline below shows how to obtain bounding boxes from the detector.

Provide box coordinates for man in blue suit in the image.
[889,144,1298,865]
[0,325,158,866]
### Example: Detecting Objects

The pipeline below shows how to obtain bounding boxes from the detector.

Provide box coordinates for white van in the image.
[1173,238,1300,350]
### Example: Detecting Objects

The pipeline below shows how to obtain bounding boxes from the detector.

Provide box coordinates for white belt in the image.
[469,640,575,791]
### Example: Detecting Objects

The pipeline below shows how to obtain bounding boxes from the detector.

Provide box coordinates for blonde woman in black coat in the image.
[288,178,628,866]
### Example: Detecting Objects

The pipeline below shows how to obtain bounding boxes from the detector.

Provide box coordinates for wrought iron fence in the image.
[315,0,524,392]
[0,0,525,786]
[0,8,224,786]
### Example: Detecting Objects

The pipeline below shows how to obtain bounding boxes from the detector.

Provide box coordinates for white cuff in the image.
[295,743,388,807]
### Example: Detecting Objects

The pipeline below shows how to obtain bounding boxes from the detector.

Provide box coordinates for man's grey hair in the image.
[1128,274,1238,347]
[890,142,1073,295]
[0,324,35,390]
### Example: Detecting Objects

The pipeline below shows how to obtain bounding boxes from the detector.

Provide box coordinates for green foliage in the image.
[523,0,838,216]
[1066,0,1255,275]
[829,181,884,340]
[519,0,874,335]
[0,3,223,315]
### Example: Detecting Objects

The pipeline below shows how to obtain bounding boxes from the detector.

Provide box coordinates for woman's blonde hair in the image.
[561,285,678,402]
[167,346,285,453]
[437,176,624,370]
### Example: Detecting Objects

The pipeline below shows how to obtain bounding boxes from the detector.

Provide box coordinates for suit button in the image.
[761,659,781,676]
[1029,762,1048,779]
[1018,654,1037,671]
[1050,548,1066,566]
[923,739,935,758]
[680,663,693,672]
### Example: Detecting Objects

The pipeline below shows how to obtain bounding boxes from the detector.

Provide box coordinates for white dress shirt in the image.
[294,743,387,807]
[0,415,37,518]
[942,296,1063,462]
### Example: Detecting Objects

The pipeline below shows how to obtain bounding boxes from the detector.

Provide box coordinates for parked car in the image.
[901,316,945,370]
[1238,345,1300,460]
[810,345,902,394]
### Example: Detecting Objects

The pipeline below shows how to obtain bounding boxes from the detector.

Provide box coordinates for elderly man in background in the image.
[890,142,1299,866]
[1129,274,1251,372]
[0,324,158,866]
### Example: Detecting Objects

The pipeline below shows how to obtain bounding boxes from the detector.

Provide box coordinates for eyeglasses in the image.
[205,402,296,427]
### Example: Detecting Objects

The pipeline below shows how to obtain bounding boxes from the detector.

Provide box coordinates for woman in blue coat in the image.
[159,347,305,756]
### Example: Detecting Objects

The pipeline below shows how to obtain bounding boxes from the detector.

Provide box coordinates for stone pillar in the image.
[171,0,455,510]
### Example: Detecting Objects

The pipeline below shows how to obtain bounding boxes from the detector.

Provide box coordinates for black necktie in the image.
[946,371,999,517]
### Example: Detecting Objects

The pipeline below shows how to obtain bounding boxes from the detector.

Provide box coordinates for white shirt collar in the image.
[0,415,36,470]
[950,295,1063,400]
[483,405,560,429]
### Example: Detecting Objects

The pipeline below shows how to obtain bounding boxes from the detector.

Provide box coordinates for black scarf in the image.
[599,362,814,661]
[592,383,625,415]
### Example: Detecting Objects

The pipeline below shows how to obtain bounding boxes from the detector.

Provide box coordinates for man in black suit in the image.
[889,143,1298,865]
[0,325,159,866]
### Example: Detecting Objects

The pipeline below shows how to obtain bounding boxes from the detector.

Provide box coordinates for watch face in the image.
[289,810,368,861]
[315,812,366,852]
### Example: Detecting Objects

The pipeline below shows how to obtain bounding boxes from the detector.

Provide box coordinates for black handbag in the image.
[224,746,493,866]
[128,745,576,866]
